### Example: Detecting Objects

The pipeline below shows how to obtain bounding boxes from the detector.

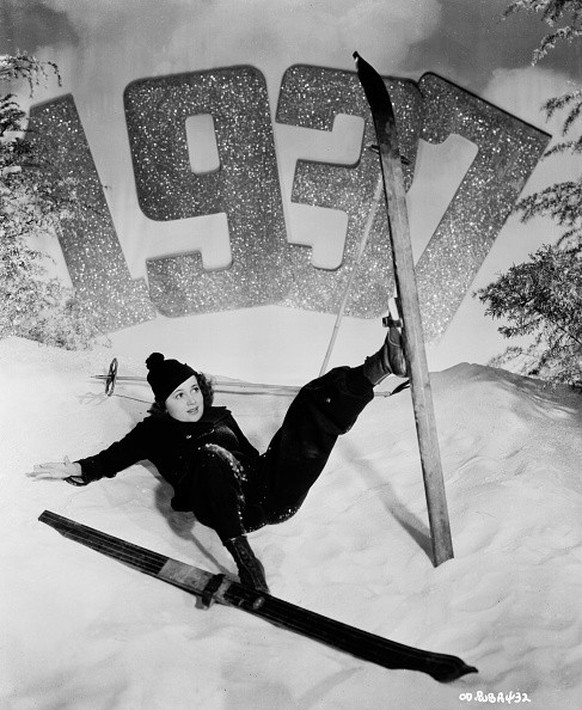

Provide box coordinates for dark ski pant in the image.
[180,366,374,541]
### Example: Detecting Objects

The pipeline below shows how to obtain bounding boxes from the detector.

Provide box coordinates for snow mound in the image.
[1,338,581,709]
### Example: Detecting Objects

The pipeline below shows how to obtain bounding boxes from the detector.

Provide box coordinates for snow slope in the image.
[1,336,581,710]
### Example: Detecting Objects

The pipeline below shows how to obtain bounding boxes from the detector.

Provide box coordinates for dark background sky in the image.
[2,0,580,92]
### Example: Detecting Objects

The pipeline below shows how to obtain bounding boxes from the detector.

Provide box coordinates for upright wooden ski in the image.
[354,53,454,566]
[39,510,476,682]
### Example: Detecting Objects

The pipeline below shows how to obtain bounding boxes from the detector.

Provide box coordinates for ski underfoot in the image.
[39,510,477,683]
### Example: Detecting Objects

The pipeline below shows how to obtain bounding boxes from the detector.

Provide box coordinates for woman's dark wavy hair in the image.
[149,371,215,416]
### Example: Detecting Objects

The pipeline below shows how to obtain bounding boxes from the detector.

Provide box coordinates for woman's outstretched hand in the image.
[28,456,82,481]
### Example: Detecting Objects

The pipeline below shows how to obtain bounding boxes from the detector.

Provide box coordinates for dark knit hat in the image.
[146,352,197,404]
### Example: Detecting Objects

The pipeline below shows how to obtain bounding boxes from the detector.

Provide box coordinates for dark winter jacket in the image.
[75,406,260,497]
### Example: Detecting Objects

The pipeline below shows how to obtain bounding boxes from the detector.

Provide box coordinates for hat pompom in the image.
[146,352,165,371]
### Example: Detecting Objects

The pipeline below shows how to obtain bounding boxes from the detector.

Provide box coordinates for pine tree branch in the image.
[503,0,582,61]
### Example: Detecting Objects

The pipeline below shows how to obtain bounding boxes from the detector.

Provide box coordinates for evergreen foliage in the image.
[478,246,582,386]
[0,53,101,349]
[477,1,582,386]
[504,0,582,62]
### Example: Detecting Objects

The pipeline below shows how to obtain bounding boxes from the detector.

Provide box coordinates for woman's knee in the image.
[196,443,244,478]
[182,444,246,505]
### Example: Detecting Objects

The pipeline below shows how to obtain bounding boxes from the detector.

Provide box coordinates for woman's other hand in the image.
[28,456,82,481]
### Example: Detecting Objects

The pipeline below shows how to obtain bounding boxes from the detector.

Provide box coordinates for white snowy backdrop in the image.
[2,1,582,708]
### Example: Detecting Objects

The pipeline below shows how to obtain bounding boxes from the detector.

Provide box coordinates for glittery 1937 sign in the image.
[28,65,550,341]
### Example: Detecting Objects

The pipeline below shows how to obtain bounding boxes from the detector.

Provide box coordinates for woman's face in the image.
[165,375,204,422]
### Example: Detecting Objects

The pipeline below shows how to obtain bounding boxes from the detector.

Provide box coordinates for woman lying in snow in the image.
[29,327,407,593]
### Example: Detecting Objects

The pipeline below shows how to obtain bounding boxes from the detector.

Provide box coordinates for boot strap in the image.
[201,573,228,608]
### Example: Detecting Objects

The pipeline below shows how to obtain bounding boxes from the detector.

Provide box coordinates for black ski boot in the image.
[224,535,269,593]
[362,320,408,385]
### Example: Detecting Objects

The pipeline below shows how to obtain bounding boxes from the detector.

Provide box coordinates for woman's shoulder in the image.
[129,414,164,434]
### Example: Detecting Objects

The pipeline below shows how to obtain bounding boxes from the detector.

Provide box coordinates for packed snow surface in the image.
[1,337,582,709]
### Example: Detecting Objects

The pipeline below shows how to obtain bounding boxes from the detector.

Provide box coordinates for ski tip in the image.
[352,51,373,71]
[459,663,479,678]
[432,660,479,683]
[351,52,392,115]
[353,51,366,70]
